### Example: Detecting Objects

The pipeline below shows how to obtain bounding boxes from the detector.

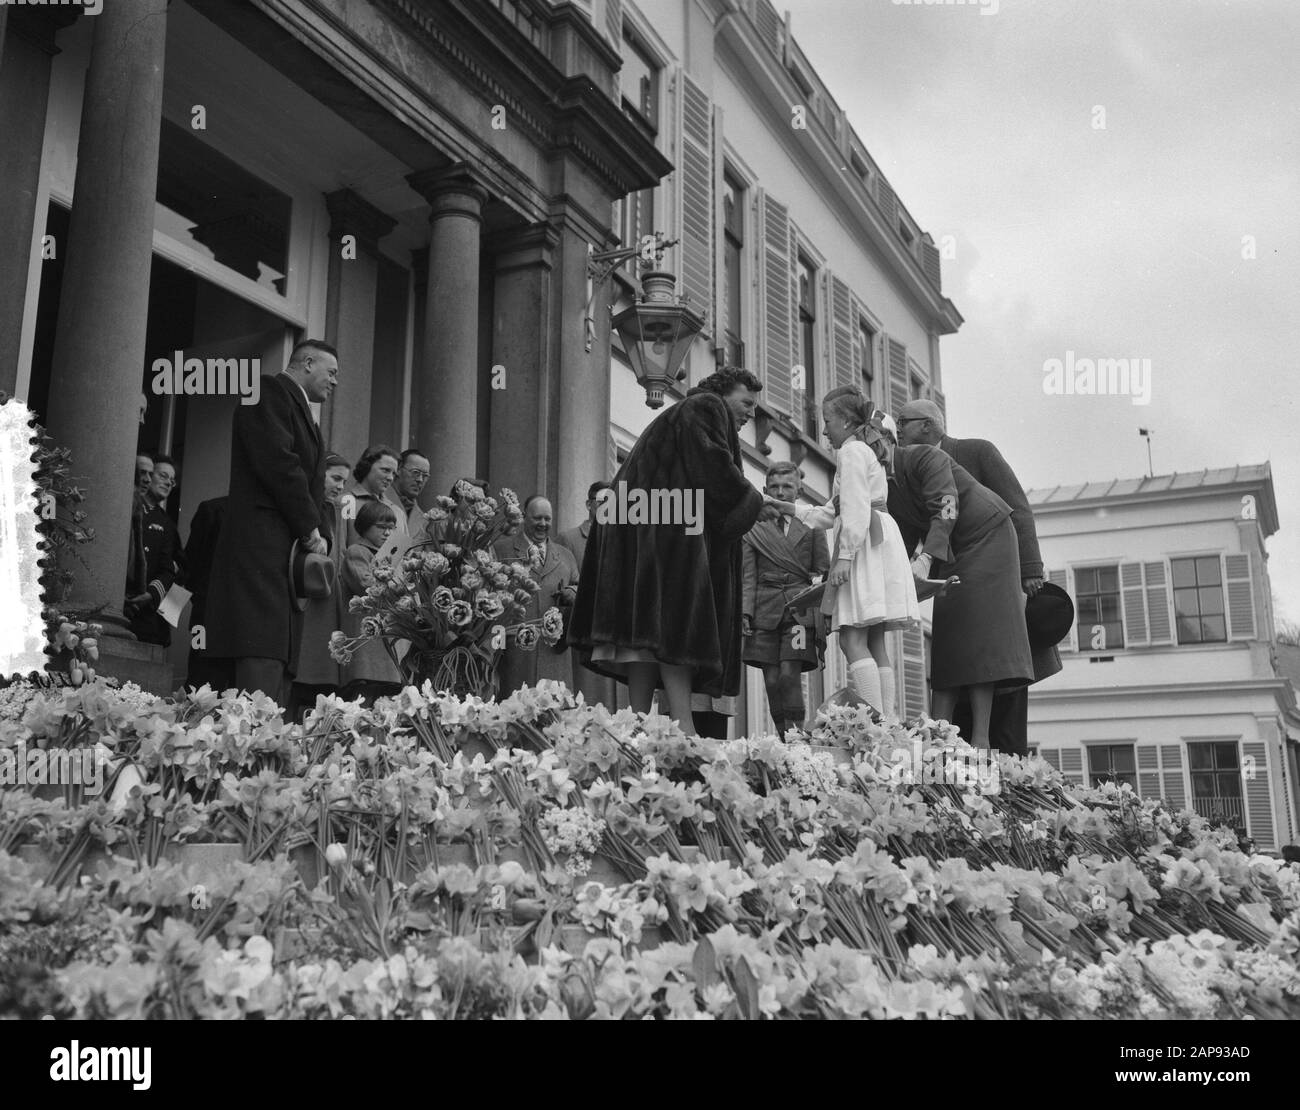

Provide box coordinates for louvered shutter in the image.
[1046,569,1077,651]
[1159,744,1186,810]
[1138,745,1160,800]
[876,176,898,228]
[920,238,942,290]
[1242,740,1273,849]
[605,0,621,47]
[677,71,713,334]
[753,0,782,56]
[885,335,908,415]
[1059,747,1083,785]
[760,192,794,416]
[1042,748,1061,771]
[932,389,946,423]
[1120,562,1148,648]
[901,626,927,719]
[607,432,618,482]
[831,274,854,390]
[1144,561,1173,645]
[1225,553,1257,640]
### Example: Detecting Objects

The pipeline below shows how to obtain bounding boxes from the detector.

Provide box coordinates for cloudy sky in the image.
[779,0,1300,620]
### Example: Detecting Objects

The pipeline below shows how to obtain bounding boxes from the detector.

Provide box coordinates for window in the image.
[797,255,817,438]
[721,170,745,366]
[1172,556,1226,644]
[1075,565,1124,650]
[1188,742,1244,829]
[155,119,291,297]
[857,318,875,401]
[910,372,925,401]
[1087,744,1136,789]
[850,150,870,186]
[619,29,659,250]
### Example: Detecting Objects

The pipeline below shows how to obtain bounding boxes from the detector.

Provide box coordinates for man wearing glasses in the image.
[387,449,431,543]
[125,454,183,646]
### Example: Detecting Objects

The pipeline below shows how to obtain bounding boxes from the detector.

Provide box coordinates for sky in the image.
[778,0,1300,620]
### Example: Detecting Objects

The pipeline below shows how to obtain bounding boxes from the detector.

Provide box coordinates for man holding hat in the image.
[895,399,1064,753]
[205,340,338,705]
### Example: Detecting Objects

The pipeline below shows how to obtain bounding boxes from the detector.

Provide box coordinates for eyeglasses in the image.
[401,468,429,482]
[895,418,925,427]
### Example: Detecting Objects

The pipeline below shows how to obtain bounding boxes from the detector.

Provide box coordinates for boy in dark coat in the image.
[569,367,778,729]
[204,341,337,705]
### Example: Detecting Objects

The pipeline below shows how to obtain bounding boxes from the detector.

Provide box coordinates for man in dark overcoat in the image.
[125,455,184,647]
[896,399,1058,754]
[182,494,232,692]
[741,461,829,735]
[557,481,620,709]
[885,439,1034,748]
[568,367,777,729]
[204,340,337,704]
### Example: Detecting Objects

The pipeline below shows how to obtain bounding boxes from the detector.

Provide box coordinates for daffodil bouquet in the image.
[330,482,564,699]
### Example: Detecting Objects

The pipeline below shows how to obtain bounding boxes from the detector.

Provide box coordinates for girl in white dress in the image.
[766,388,926,717]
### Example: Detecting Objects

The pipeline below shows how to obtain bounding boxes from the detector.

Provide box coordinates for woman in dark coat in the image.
[883,434,1034,748]
[568,367,772,729]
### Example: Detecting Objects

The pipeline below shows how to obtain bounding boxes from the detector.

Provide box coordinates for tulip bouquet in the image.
[330,481,563,701]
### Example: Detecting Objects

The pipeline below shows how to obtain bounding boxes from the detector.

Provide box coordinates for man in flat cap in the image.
[895,399,1059,754]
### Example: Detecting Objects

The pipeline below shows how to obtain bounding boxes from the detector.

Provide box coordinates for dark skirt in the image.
[931,517,1034,689]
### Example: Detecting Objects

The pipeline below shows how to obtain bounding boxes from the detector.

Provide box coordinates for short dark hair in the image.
[324,452,351,471]
[150,453,177,472]
[399,449,429,469]
[355,500,397,534]
[587,480,613,501]
[289,339,338,365]
[354,445,400,482]
[696,366,763,398]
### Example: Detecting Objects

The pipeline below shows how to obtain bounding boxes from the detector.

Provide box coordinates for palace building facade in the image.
[1,0,960,732]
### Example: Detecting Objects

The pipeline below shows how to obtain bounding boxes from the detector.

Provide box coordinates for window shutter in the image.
[920,238,942,290]
[886,335,909,415]
[900,626,927,719]
[1042,748,1060,771]
[1242,740,1273,849]
[677,70,713,335]
[876,176,898,228]
[1225,553,1257,640]
[607,431,618,481]
[1138,744,1159,799]
[760,191,793,416]
[1120,562,1148,648]
[1159,744,1186,810]
[932,389,946,423]
[830,274,854,390]
[1047,569,1076,652]
[1144,561,1173,645]
[605,0,622,47]
[1059,747,1083,785]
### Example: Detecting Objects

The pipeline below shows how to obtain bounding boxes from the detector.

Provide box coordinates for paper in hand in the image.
[374,528,411,566]
[157,583,193,628]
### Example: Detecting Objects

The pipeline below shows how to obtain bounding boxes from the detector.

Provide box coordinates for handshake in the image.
[758,494,793,525]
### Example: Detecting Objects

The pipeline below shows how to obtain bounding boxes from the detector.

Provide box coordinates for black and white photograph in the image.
[0,0,1298,1050]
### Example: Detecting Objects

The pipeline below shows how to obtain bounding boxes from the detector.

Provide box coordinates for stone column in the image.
[554,221,613,532]
[408,165,487,488]
[45,0,168,627]
[320,188,395,457]
[487,223,559,502]
[0,9,76,393]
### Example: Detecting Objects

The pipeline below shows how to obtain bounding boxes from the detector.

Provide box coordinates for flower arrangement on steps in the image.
[327,481,564,700]
[0,675,1298,1019]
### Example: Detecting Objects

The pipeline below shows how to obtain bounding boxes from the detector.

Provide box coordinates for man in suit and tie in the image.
[741,462,830,735]
[205,340,338,704]
[494,494,579,695]
[895,399,1058,754]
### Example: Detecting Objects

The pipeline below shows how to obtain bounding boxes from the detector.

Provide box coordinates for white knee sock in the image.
[848,658,882,711]
[878,666,896,719]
